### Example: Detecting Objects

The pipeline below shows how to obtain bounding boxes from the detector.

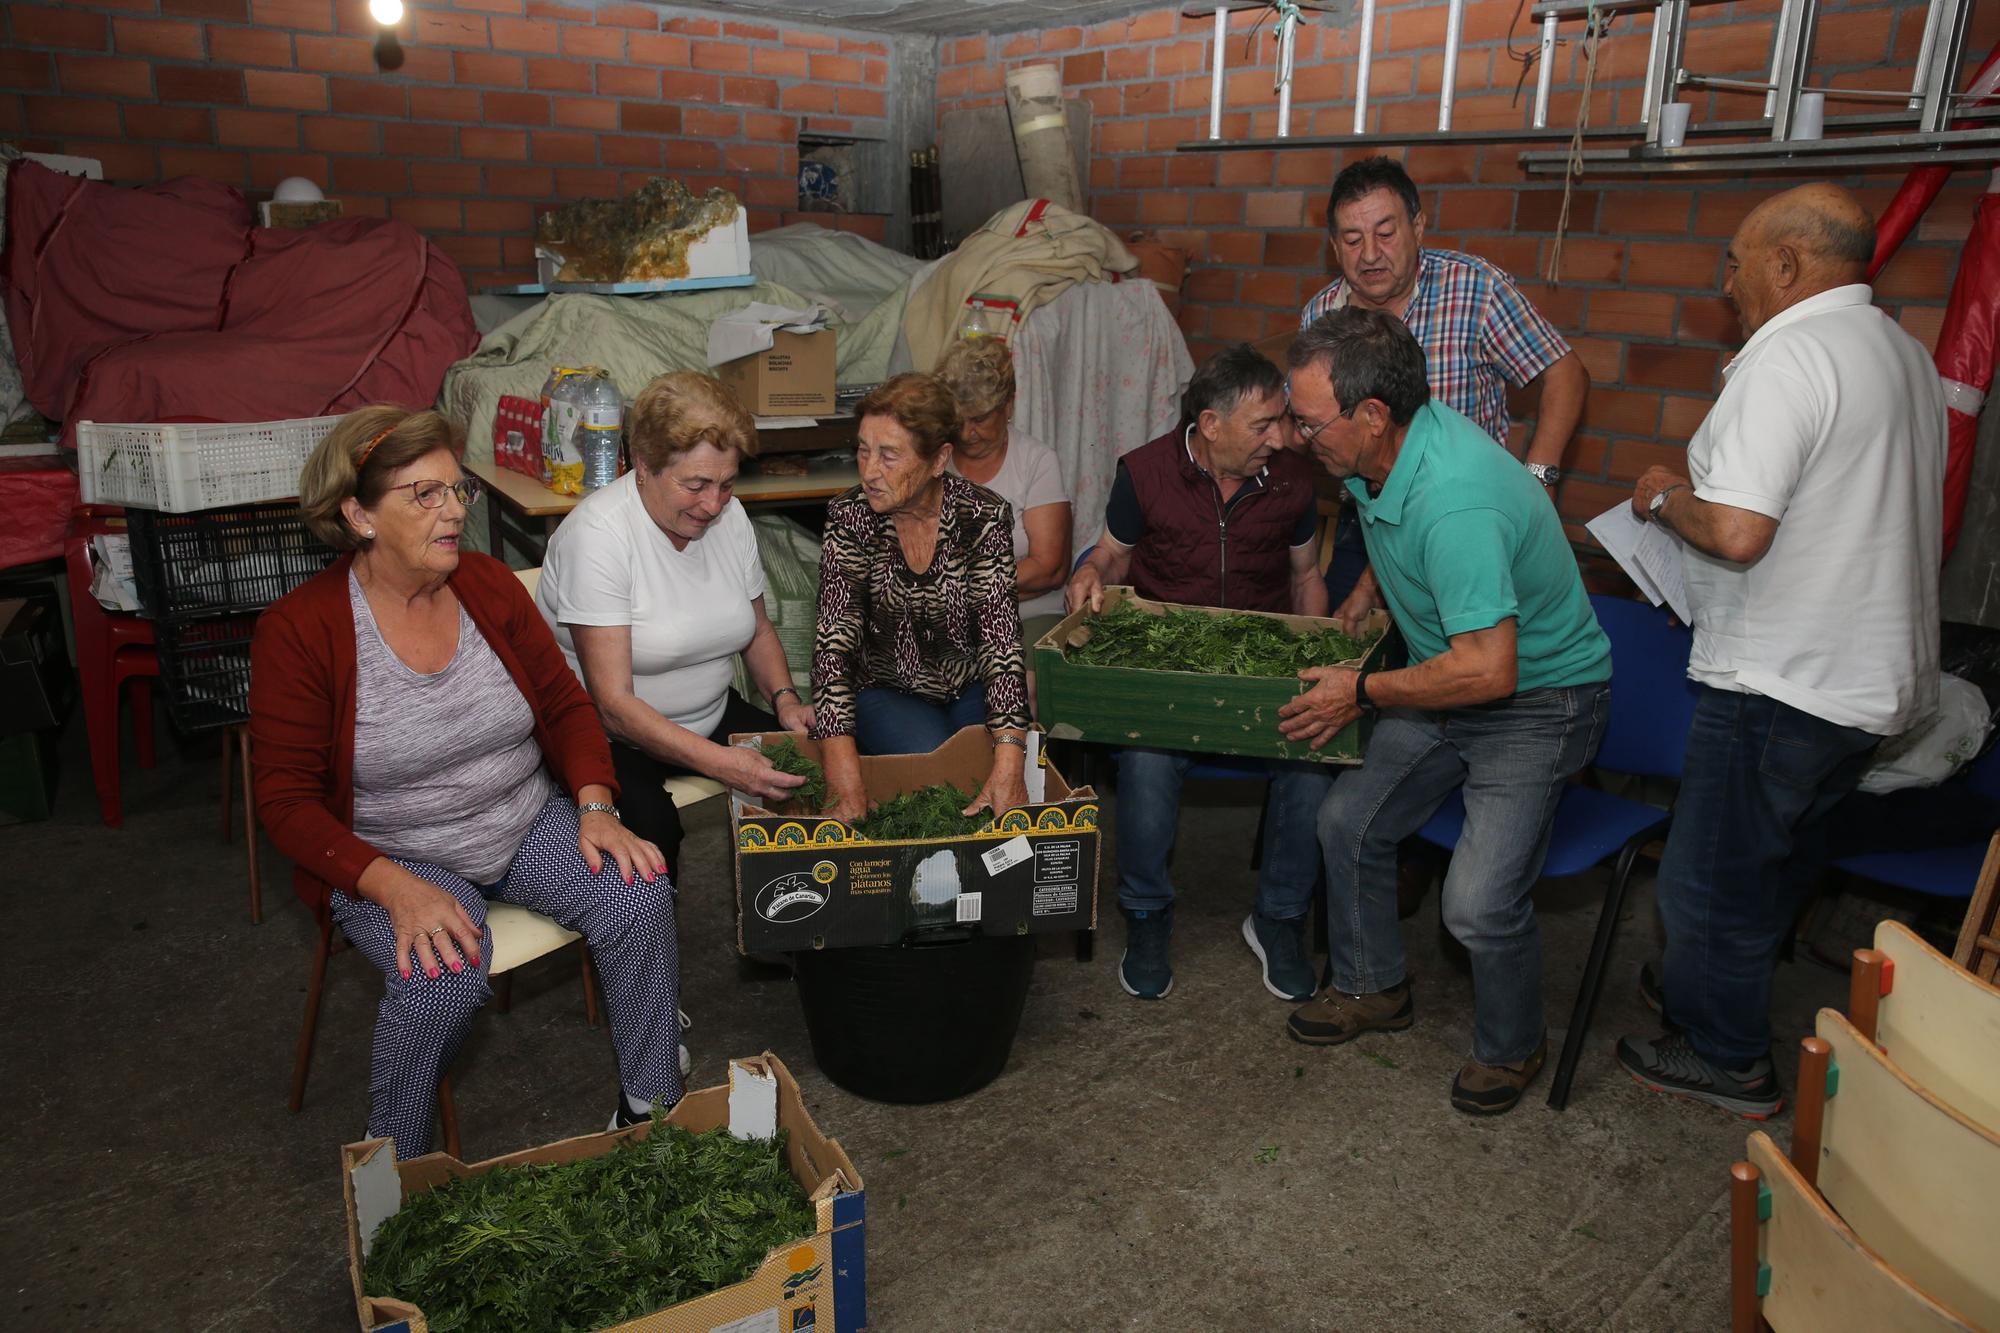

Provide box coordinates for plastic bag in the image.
[1856,672,1994,794]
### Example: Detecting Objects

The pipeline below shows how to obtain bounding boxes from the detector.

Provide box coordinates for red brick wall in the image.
[937,0,1996,529]
[1,0,897,290]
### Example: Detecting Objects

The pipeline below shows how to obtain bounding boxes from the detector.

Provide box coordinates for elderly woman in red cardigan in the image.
[251,406,680,1157]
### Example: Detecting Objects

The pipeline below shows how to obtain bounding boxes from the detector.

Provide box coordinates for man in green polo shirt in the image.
[1275,307,1611,1115]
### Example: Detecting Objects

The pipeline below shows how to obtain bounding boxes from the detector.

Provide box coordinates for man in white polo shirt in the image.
[1617,183,1945,1117]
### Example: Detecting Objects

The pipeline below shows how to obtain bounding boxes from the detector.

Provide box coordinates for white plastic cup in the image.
[1792,92,1825,141]
[1658,102,1692,148]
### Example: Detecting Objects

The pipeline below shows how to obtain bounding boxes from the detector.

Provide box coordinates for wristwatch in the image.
[1650,483,1688,517]
[1355,672,1378,715]
[577,801,621,822]
[1526,463,1562,486]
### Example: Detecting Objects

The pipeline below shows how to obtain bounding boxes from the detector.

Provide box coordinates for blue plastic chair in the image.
[1830,742,2000,901]
[1415,593,1700,1110]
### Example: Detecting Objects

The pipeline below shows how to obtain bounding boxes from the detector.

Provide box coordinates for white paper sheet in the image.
[705,300,833,367]
[1585,501,1692,622]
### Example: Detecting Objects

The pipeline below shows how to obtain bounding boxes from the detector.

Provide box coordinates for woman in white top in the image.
[934,337,1072,647]
[538,371,812,873]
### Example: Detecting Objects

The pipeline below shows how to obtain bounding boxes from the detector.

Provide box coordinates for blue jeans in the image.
[1115,749,1335,921]
[855,682,988,756]
[1319,684,1609,1065]
[1657,686,1879,1067]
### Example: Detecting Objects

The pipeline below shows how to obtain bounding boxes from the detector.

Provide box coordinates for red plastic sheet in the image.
[0,457,78,571]
[1870,41,2000,279]
[1938,186,1999,560]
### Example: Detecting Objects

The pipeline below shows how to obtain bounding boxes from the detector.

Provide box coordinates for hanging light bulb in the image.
[368,0,403,25]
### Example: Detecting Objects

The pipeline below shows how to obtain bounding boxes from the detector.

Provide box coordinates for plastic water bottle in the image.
[957,300,996,340]
[564,371,624,494]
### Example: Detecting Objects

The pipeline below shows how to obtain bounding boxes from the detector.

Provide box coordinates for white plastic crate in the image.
[77,416,343,512]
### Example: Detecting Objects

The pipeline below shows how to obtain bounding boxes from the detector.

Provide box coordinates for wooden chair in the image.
[1730,1131,1975,1332]
[1955,832,2000,982]
[1787,1009,2000,1328]
[290,894,602,1161]
[1849,920,2000,1135]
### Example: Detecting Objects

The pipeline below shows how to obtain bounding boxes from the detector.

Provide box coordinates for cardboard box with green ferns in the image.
[726,726,1099,953]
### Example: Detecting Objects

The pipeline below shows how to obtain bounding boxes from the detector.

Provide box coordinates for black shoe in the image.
[1639,961,1663,1014]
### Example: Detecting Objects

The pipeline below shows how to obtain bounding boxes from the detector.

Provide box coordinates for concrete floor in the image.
[2,719,1865,1332]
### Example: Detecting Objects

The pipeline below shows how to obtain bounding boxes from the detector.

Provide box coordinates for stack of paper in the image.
[1585,502,1692,622]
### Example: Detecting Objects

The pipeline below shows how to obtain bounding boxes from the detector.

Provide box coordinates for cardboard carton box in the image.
[1033,588,1399,764]
[727,727,1099,953]
[715,329,837,417]
[343,1054,866,1333]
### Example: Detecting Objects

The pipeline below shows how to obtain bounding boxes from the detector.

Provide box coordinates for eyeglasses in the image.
[1287,399,1360,446]
[387,477,483,510]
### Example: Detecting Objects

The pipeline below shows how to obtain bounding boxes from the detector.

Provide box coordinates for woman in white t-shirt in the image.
[537,372,812,873]
[935,337,1072,647]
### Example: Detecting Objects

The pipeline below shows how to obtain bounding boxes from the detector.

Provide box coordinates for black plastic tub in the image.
[791,931,1036,1104]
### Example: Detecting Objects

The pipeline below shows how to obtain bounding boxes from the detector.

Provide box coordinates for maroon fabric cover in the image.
[1122,427,1316,612]
[0,457,78,571]
[3,161,478,439]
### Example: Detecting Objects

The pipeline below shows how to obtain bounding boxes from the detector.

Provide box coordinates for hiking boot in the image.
[1616,1029,1783,1119]
[1639,961,1663,1014]
[1119,907,1174,999]
[1451,1039,1548,1116]
[1287,979,1414,1045]
[1242,912,1316,1001]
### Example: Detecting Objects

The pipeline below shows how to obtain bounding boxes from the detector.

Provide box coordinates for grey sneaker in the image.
[1242,913,1316,1001]
[1119,907,1174,999]
[1616,1029,1783,1119]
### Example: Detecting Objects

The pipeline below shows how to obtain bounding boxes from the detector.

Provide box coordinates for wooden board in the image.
[1747,1131,1975,1332]
[937,100,1093,247]
[1814,1009,2000,1328]
[1872,919,2000,1136]
[1032,587,1395,765]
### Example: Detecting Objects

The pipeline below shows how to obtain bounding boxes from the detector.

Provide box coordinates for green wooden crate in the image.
[1033,588,1399,765]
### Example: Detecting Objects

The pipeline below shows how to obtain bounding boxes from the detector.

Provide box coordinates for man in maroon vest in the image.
[1066,344,1329,1001]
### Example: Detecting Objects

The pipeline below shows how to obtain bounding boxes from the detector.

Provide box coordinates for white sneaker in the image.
[679,1007,692,1078]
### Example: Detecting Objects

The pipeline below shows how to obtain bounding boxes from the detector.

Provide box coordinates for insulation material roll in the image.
[1004,64,1083,213]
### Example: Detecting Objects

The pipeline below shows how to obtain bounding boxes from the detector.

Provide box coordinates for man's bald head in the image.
[1726,184,1876,334]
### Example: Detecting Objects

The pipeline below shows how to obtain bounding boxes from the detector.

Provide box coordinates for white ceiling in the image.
[666,0,1177,36]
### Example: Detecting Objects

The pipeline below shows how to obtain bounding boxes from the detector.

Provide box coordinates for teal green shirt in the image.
[1348,402,1610,691]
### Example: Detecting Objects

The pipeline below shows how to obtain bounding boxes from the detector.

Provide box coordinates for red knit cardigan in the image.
[249,550,617,910]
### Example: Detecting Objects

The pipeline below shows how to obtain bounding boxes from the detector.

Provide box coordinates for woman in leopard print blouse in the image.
[810,373,1032,824]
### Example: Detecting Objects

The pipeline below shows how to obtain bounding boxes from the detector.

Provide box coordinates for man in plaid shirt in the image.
[1301,156,1589,621]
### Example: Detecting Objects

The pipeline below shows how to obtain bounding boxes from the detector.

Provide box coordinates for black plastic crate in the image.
[153,614,258,733]
[126,503,335,625]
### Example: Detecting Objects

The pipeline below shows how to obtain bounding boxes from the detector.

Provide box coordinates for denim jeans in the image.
[1319,683,1609,1065]
[1657,686,1879,1067]
[854,682,988,756]
[1115,749,1335,921]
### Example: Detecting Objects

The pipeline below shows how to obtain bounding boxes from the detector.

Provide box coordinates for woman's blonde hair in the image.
[855,373,961,461]
[628,371,759,472]
[932,336,1016,421]
[298,406,461,551]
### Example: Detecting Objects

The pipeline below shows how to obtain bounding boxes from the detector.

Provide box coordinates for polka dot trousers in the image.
[330,794,682,1158]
